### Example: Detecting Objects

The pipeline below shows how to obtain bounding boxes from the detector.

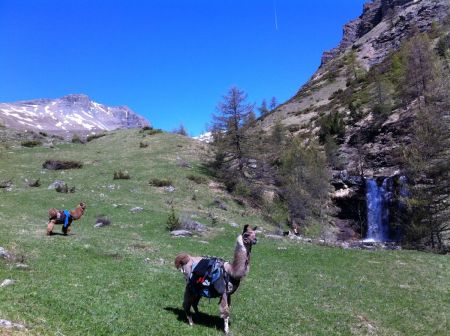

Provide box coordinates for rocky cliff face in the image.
[260,0,448,175]
[321,0,448,67]
[0,94,150,137]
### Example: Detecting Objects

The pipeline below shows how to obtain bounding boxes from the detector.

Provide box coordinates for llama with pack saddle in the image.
[174,225,258,334]
[47,201,86,235]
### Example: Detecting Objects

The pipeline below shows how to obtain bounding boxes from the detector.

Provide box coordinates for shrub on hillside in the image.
[186,174,207,184]
[43,160,83,170]
[21,140,42,147]
[318,111,345,143]
[139,126,163,136]
[71,134,85,144]
[149,178,173,187]
[113,170,130,180]
[146,129,163,135]
[0,179,12,188]
[172,124,188,136]
[139,141,149,148]
[166,205,181,231]
[86,133,106,142]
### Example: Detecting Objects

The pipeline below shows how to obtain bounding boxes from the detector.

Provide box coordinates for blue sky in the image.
[0,0,366,136]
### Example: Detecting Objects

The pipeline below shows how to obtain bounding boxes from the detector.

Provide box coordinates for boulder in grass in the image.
[0,319,26,330]
[48,180,66,190]
[94,216,111,228]
[214,198,228,211]
[170,230,192,237]
[26,178,40,187]
[0,247,10,259]
[0,279,15,288]
[179,215,207,232]
[130,207,144,213]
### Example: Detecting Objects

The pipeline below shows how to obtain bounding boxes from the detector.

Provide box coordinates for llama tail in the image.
[174,253,191,269]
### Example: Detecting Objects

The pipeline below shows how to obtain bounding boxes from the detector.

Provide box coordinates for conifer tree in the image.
[280,136,331,226]
[398,32,450,250]
[212,86,255,180]
[258,99,270,116]
[270,97,278,110]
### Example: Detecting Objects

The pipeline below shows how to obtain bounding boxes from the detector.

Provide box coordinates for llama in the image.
[174,225,257,334]
[47,201,86,235]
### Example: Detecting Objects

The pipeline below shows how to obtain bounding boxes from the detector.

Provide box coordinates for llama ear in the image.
[242,224,249,234]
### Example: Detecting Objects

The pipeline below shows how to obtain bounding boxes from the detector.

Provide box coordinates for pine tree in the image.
[270,97,278,110]
[280,136,331,227]
[258,99,270,116]
[212,86,255,179]
[398,32,450,251]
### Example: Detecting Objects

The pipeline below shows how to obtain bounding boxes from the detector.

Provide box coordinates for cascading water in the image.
[365,178,390,242]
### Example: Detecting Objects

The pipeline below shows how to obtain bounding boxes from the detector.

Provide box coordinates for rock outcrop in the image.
[321,0,449,67]
[0,94,150,137]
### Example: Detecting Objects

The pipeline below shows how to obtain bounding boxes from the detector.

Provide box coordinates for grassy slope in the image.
[0,130,448,336]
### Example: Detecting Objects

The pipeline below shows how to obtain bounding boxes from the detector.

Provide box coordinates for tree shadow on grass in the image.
[164,306,223,331]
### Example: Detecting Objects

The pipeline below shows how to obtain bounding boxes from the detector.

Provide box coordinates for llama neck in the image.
[229,235,250,279]
[70,207,83,220]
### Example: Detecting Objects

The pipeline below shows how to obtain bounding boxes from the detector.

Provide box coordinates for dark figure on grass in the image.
[47,201,86,235]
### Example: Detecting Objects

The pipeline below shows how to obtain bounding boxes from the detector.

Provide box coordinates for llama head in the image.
[242,225,258,246]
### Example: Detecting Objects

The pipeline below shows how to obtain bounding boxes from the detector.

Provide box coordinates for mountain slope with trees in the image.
[209,0,450,251]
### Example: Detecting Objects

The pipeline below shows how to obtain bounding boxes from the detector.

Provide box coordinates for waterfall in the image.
[365,178,390,242]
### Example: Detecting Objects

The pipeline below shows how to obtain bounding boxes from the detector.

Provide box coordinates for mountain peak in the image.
[61,93,91,103]
[0,95,151,137]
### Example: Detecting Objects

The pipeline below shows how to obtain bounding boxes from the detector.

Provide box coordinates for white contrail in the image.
[273,0,278,30]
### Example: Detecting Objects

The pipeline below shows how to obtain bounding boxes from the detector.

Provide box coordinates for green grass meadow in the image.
[0,131,449,335]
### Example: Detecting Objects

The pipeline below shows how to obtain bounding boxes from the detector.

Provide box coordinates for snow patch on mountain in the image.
[0,94,150,137]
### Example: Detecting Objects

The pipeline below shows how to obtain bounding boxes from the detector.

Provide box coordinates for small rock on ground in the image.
[264,234,283,240]
[164,186,175,192]
[0,279,15,288]
[15,263,28,269]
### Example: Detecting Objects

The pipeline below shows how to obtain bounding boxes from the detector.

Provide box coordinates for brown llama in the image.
[47,201,87,235]
[174,225,258,334]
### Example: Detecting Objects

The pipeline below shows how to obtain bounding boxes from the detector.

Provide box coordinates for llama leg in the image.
[62,225,71,235]
[47,220,55,235]
[192,295,201,314]
[219,293,230,334]
[183,286,194,326]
